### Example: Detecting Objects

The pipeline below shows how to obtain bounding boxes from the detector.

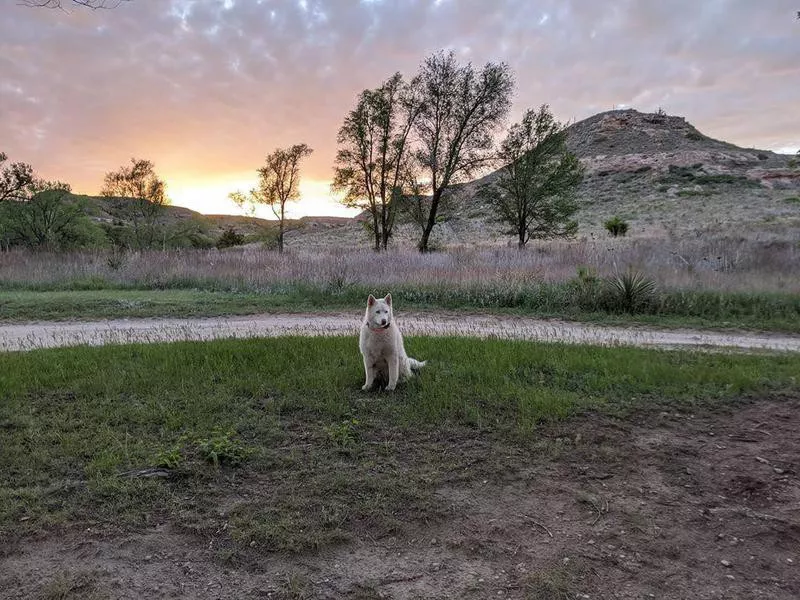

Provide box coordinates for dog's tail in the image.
[407,357,427,371]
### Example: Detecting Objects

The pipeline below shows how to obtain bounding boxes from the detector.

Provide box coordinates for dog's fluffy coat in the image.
[359,294,425,391]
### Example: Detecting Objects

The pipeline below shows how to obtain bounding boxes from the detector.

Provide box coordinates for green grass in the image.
[1,337,798,555]
[2,285,799,332]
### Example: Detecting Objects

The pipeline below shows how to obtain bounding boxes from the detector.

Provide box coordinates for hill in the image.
[74,195,353,248]
[288,109,800,250]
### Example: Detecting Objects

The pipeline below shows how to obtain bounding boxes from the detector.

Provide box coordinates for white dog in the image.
[359,293,426,391]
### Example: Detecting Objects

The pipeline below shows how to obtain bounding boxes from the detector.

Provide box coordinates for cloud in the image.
[1,0,798,214]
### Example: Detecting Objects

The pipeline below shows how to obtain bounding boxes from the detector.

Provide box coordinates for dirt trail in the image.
[1,312,799,352]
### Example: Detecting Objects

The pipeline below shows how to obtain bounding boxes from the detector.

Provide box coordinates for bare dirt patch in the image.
[2,396,798,599]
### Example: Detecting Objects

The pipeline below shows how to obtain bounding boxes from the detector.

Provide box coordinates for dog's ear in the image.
[368,294,376,306]
[384,293,392,306]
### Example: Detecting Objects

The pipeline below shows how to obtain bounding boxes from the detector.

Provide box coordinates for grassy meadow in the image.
[1,239,799,330]
[2,336,799,554]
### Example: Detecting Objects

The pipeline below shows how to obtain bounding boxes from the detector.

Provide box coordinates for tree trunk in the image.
[418,189,442,253]
[278,202,285,253]
[372,212,380,252]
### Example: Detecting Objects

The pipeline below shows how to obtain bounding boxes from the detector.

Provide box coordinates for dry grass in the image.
[1,237,798,294]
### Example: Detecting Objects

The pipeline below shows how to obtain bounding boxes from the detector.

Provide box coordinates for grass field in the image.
[2,244,798,331]
[2,336,798,550]
[3,285,800,333]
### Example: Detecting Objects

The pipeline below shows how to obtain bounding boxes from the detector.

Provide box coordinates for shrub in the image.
[606,270,658,313]
[216,227,245,249]
[604,216,629,237]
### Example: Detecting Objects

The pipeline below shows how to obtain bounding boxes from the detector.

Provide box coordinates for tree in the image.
[20,1,129,8]
[0,182,104,250]
[230,144,312,253]
[0,152,36,203]
[412,50,514,252]
[332,73,422,251]
[480,105,584,248]
[100,158,169,249]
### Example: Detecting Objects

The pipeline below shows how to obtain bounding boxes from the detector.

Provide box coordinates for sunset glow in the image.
[168,177,360,219]
[2,2,798,218]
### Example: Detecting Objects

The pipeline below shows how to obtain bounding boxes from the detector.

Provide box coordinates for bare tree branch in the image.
[19,0,129,9]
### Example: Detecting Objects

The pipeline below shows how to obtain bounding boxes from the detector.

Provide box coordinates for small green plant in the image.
[524,566,574,599]
[784,196,800,205]
[324,418,361,449]
[604,216,629,237]
[216,227,245,249]
[197,429,251,467]
[106,247,127,271]
[685,131,704,141]
[606,270,658,313]
[154,445,183,469]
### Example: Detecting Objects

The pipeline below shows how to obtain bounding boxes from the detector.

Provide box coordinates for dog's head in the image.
[364,294,393,330]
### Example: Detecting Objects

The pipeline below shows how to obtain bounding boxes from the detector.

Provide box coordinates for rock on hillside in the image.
[568,109,797,189]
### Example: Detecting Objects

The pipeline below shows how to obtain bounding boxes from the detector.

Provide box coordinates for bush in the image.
[604,216,629,237]
[605,270,658,313]
[216,227,245,249]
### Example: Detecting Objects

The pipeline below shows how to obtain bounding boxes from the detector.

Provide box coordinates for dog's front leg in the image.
[385,354,400,391]
[362,356,376,391]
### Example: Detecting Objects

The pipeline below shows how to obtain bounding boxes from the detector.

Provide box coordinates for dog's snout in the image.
[380,318,387,325]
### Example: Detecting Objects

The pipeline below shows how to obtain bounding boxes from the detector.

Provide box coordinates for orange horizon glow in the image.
[158,177,360,220]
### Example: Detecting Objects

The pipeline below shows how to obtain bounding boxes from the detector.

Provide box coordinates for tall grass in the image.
[1,238,798,293]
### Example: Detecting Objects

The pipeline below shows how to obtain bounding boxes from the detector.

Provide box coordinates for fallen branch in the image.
[517,514,554,537]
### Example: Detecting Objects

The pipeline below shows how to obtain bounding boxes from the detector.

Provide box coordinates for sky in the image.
[2,0,799,219]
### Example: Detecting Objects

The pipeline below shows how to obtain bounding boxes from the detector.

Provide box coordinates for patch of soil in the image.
[2,396,798,599]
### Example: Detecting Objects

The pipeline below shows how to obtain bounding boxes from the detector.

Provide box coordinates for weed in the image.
[105,248,126,271]
[324,418,361,450]
[278,572,313,600]
[523,566,575,599]
[154,445,183,469]
[38,571,108,600]
[197,429,251,467]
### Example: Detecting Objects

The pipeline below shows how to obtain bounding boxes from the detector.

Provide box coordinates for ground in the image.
[3,394,797,599]
[2,312,800,352]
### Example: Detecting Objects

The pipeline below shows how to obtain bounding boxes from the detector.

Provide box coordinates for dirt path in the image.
[1,312,799,352]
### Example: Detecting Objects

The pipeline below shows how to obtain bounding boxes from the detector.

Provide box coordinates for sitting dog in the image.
[359,293,426,391]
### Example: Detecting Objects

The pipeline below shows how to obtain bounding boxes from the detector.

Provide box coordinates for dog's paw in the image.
[385,383,396,391]
[362,383,371,391]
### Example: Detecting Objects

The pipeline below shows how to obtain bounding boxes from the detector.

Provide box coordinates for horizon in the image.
[2,1,798,218]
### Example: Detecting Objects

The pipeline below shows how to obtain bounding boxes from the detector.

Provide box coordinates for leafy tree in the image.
[604,216,629,237]
[230,144,312,253]
[412,50,514,252]
[0,152,36,203]
[480,105,584,248]
[100,158,169,249]
[0,183,105,250]
[333,73,422,251]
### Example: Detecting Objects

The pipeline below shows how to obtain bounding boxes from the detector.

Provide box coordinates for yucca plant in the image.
[606,269,658,313]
